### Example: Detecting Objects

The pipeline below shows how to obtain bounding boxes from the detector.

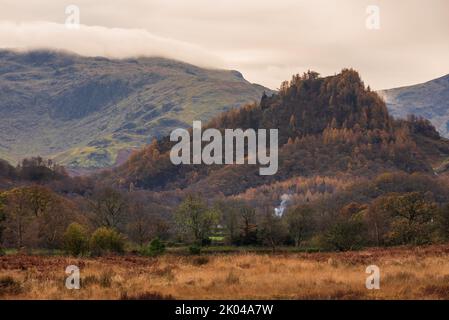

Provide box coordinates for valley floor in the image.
[1,245,449,300]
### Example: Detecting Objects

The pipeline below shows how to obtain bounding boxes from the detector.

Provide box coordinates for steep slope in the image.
[379,74,449,137]
[0,50,271,170]
[110,69,449,195]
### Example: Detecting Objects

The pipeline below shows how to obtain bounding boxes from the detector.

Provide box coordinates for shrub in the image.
[99,270,113,288]
[192,256,209,266]
[140,238,166,257]
[325,218,366,251]
[188,244,201,255]
[0,276,22,296]
[120,291,175,300]
[90,227,125,256]
[63,223,89,256]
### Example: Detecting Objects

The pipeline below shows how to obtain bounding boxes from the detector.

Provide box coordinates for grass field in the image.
[1,245,449,300]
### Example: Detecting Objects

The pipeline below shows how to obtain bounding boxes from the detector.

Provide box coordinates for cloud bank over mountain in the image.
[0,0,448,89]
[0,21,224,69]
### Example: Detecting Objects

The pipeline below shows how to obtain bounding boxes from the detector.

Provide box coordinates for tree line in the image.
[1,171,449,256]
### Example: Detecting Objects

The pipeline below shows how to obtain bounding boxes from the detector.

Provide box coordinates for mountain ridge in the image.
[0,49,272,170]
[379,73,449,137]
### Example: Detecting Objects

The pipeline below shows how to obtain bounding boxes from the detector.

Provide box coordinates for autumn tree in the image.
[382,192,438,245]
[214,200,241,245]
[37,194,72,249]
[125,200,151,246]
[239,205,258,245]
[89,187,128,230]
[438,204,449,241]
[259,209,287,252]
[0,193,6,247]
[2,188,34,248]
[175,195,220,245]
[365,197,395,246]
[285,205,315,247]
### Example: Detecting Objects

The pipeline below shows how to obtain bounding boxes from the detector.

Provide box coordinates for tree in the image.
[27,185,53,217]
[259,209,287,252]
[365,197,392,246]
[438,204,449,241]
[382,192,438,245]
[126,200,152,247]
[17,156,67,182]
[286,205,315,247]
[325,216,366,251]
[175,195,220,245]
[90,187,127,230]
[0,186,74,249]
[0,193,6,247]
[2,188,33,248]
[239,205,258,245]
[214,200,240,245]
[37,194,72,249]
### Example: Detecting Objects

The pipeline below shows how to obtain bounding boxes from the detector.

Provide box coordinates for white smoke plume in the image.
[274,194,291,217]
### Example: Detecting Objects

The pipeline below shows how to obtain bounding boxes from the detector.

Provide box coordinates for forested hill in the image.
[108,69,449,195]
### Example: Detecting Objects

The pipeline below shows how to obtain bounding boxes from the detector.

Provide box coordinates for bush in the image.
[140,238,166,257]
[325,218,366,251]
[192,256,209,266]
[0,276,22,296]
[188,244,201,255]
[120,291,175,300]
[90,227,125,256]
[63,223,89,256]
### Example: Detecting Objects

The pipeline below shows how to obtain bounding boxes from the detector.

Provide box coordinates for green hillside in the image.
[0,50,272,171]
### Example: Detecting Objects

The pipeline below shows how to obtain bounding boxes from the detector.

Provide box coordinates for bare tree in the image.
[90,187,128,230]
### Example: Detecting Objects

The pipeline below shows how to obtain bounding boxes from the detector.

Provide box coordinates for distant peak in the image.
[230,70,244,79]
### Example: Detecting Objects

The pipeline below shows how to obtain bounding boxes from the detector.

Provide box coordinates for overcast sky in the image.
[0,0,448,90]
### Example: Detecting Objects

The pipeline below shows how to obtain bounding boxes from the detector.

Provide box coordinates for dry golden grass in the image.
[1,245,449,300]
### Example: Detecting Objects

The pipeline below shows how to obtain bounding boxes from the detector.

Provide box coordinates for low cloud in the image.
[0,21,225,69]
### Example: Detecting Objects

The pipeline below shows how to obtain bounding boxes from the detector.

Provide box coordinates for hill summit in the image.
[110,69,449,195]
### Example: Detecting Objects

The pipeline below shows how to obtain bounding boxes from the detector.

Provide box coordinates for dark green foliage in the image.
[189,245,201,255]
[259,211,288,252]
[17,157,67,182]
[325,217,366,251]
[286,205,315,246]
[140,238,166,257]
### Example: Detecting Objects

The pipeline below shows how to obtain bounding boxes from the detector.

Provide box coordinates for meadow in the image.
[1,245,449,300]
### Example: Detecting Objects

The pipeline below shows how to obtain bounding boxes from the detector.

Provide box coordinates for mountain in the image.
[108,69,449,196]
[379,74,449,137]
[0,50,272,171]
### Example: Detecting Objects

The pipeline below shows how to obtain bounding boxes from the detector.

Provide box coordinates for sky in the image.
[0,0,448,90]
